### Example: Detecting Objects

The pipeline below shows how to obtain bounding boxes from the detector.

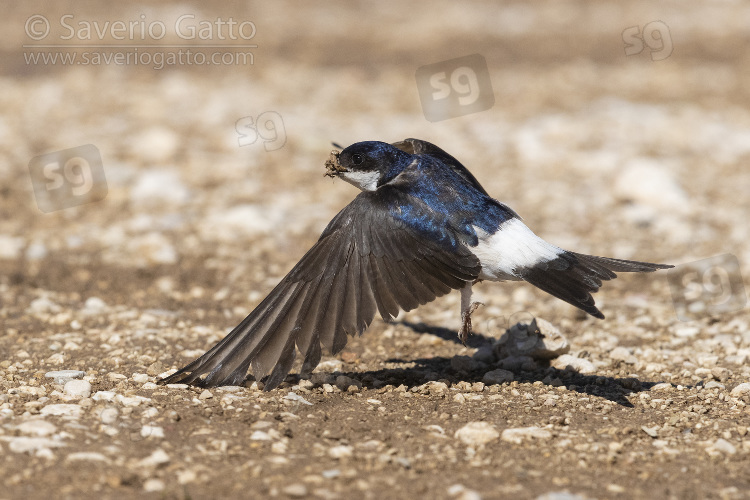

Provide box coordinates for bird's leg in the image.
[459,282,483,344]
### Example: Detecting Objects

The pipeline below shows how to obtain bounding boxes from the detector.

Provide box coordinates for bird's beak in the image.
[324,150,347,178]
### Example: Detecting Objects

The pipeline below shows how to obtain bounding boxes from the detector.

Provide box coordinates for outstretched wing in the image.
[159,187,481,390]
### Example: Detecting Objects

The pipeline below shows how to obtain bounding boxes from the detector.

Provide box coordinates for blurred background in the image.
[2,1,749,295]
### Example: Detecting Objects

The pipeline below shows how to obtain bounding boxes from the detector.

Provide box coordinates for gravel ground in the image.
[2,1,750,499]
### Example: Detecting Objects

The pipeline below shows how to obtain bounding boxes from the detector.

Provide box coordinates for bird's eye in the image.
[352,153,364,165]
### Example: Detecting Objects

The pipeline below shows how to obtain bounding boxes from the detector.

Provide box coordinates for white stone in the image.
[3,436,65,453]
[250,431,271,441]
[454,422,500,447]
[132,373,150,383]
[138,448,170,468]
[66,452,110,462]
[64,380,92,398]
[551,354,596,374]
[83,296,107,311]
[609,346,637,364]
[0,235,25,259]
[92,391,117,401]
[328,445,354,459]
[27,297,61,314]
[501,426,553,444]
[710,438,737,455]
[16,419,57,436]
[39,404,82,418]
[45,370,85,384]
[131,169,189,206]
[141,425,165,439]
[115,394,151,407]
[284,392,313,405]
[614,158,689,214]
[281,484,308,498]
[143,479,166,492]
[650,382,673,391]
[730,383,750,397]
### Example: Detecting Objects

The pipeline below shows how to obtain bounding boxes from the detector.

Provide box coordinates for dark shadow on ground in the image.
[277,321,658,408]
[399,320,495,349]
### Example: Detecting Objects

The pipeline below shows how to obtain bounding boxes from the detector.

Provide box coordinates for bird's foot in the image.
[458,301,483,345]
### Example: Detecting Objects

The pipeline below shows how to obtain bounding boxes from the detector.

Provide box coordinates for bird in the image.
[159,138,672,390]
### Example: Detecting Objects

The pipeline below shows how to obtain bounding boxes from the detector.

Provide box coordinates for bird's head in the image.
[324,141,413,191]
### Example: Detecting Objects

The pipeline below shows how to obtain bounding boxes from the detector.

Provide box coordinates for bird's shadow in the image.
[331,321,655,408]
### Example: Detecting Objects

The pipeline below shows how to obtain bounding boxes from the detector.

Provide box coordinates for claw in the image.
[458,301,483,344]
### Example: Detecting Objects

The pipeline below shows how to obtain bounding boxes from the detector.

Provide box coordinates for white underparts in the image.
[339,170,380,191]
[470,218,564,281]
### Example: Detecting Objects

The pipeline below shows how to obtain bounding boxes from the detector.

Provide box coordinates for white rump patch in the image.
[339,170,380,191]
[470,219,563,281]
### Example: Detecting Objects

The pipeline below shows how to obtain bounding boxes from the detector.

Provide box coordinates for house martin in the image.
[159,138,672,390]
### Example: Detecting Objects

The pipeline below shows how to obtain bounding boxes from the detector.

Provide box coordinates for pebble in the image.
[40,404,82,418]
[132,373,150,383]
[115,394,151,407]
[448,484,483,500]
[4,436,65,454]
[501,426,553,444]
[650,382,673,391]
[328,445,354,459]
[27,297,61,314]
[131,169,189,205]
[143,478,166,492]
[641,426,659,438]
[551,354,596,374]
[334,375,362,391]
[711,438,737,456]
[317,360,343,371]
[537,492,589,500]
[250,431,272,441]
[494,318,569,361]
[282,483,308,497]
[83,296,107,312]
[614,158,688,214]
[0,235,25,259]
[730,382,750,397]
[138,448,170,468]
[16,419,57,437]
[284,392,313,405]
[66,452,109,462]
[92,391,117,401]
[454,422,500,447]
[482,369,514,385]
[141,425,165,439]
[609,346,637,364]
[64,380,92,398]
[45,370,85,384]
